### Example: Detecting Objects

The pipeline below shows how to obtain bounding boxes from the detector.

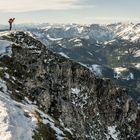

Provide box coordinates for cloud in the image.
[0,0,94,12]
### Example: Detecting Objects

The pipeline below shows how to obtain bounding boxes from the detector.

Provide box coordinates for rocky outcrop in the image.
[1,31,140,140]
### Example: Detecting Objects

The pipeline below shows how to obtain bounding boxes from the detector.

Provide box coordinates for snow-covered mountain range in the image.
[22,22,140,43]
[2,22,140,43]
[0,31,140,140]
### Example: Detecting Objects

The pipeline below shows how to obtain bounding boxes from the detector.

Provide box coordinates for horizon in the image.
[0,0,140,25]
[0,21,139,27]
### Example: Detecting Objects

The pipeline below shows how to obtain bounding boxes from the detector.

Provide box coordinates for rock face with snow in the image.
[24,23,140,103]
[0,31,140,140]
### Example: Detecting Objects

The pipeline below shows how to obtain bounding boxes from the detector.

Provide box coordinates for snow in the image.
[19,23,140,46]
[78,62,87,68]
[27,45,37,49]
[71,88,89,109]
[0,40,12,58]
[74,42,82,47]
[0,79,7,93]
[134,50,140,57]
[135,63,140,69]
[74,39,81,42]
[11,76,16,81]
[65,27,70,31]
[24,97,33,104]
[71,88,80,96]
[89,64,102,76]
[64,128,73,135]
[115,23,140,42]
[114,67,127,74]
[32,50,42,54]
[0,76,65,140]
[47,35,62,41]
[129,73,134,80]
[59,52,69,58]
[69,38,75,42]
[77,26,84,33]
[131,36,139,42]
[0,79,37,140]
[117,56,120,60]
[114,67,134,80]
[37,109,65,140]
[26,31,34,38]
[104,39,115,45]
[107,125,120,140]
[88,52,93,56]
[0,31,11,37]
[4,72,10,79]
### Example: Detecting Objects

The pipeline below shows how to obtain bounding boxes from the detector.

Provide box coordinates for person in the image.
[8,18,15,31]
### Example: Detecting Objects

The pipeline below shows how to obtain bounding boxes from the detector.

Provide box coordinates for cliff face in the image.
[0,31,140,140]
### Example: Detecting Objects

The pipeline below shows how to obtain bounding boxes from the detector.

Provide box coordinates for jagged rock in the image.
[0,31,140,140]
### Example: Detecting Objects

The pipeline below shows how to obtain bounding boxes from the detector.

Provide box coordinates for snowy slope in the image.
[0,79,37,140]
[114,23,140,42]
[0,36,37,139]
[0,77,66,140]
[0,40,12,58]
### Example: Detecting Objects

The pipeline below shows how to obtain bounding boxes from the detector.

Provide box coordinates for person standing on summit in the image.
[8,18,15,31]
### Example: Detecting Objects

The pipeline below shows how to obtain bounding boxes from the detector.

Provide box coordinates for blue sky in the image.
[0,0,139,24]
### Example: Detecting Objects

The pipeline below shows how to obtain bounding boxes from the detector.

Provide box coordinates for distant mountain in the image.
[20,22,140,43]
[1,22,140,43]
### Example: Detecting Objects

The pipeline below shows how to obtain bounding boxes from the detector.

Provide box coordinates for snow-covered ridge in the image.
[0,79,36,140]
[0,77,66,140]
[0,40,12,58]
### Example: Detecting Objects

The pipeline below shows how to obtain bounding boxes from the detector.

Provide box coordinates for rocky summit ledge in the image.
[0,31,140,140]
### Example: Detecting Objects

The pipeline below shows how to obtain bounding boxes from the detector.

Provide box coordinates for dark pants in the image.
[9,23,12,31]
